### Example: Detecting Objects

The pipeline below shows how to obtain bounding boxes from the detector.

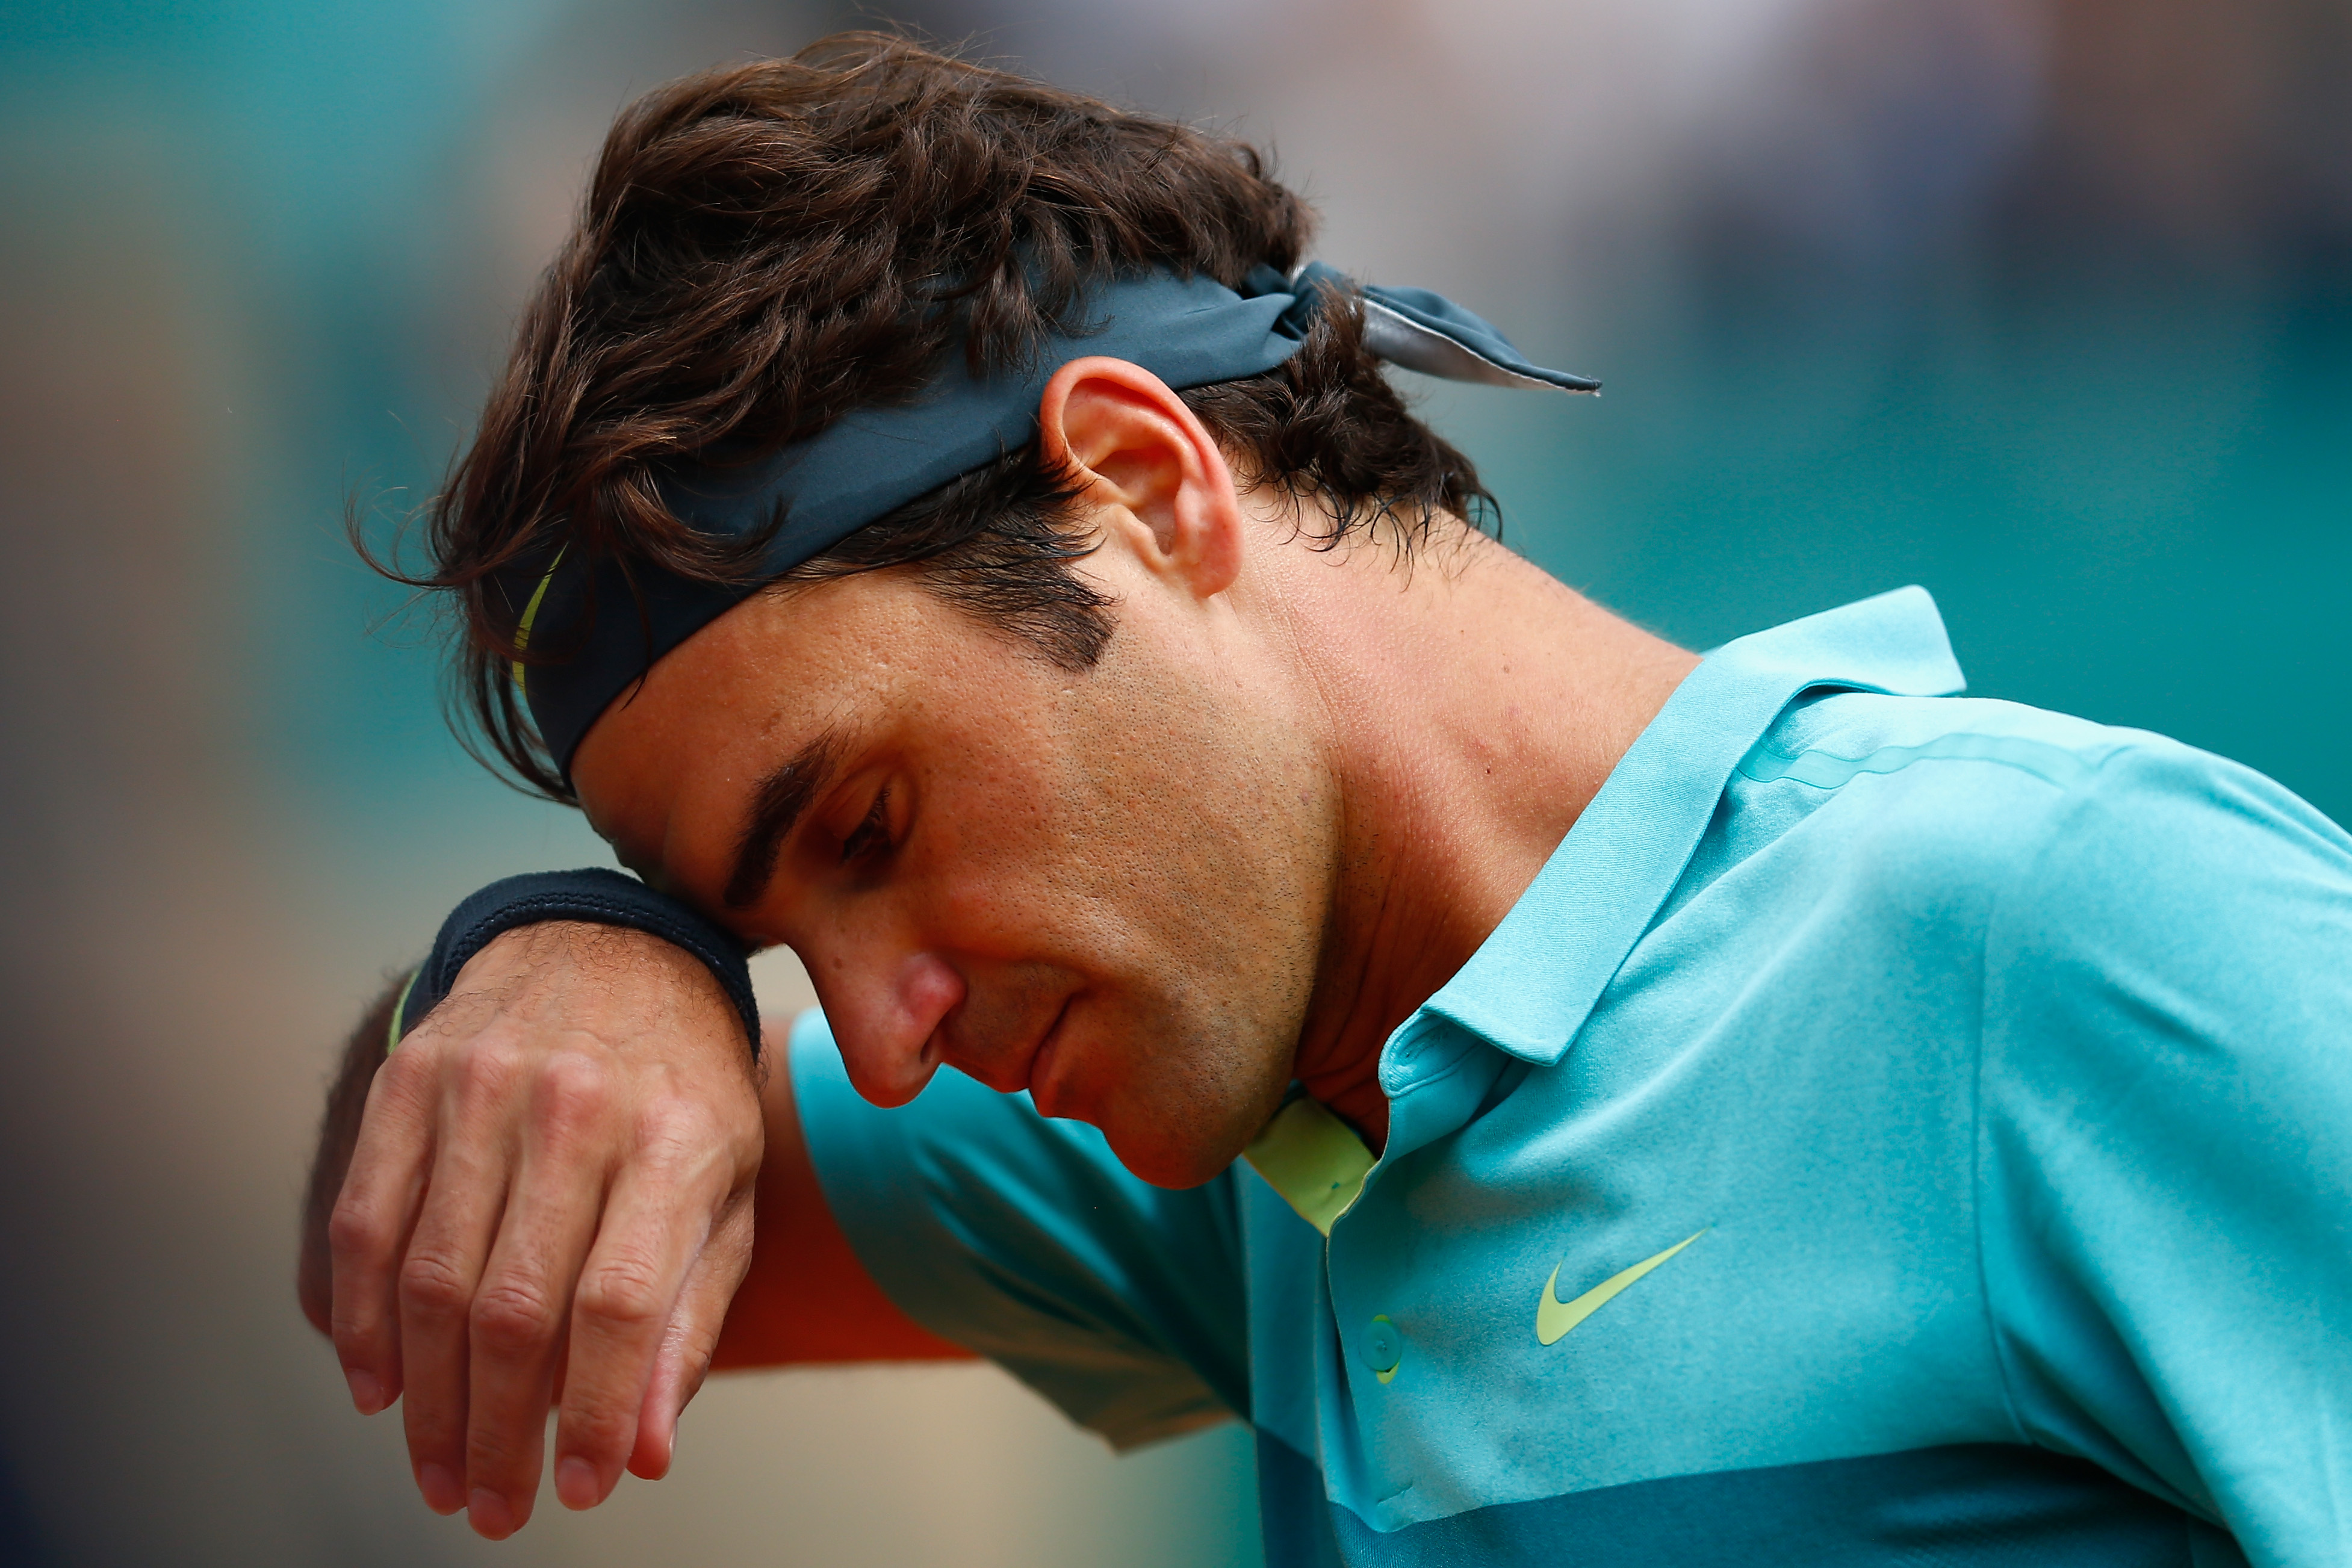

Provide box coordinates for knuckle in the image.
[706,1209,759,1276]
[668,1309,725,1376]
[637,1095,721,1161]
[371,1045,445,1118]
[560,1400,637,1458]
[326,1194,390,1262]
[470,1277,560,1356]
[455,1037,526,1100]
[406,1421,464,1462]
[397,1250,474,1319]
[532,1051,615,1137]
[374,1041,429,1094]
[464,1423,533,1476]
[575,1254,666,1334]
[328,1300,379,1355]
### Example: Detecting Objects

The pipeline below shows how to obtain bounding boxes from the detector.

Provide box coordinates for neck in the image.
[1275,527,1698,1147]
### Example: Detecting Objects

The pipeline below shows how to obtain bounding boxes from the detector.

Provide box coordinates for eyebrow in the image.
[723,728,847,910]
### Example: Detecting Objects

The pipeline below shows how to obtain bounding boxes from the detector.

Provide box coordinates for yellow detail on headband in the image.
[385,966,420,1056]
[510,545,567,693]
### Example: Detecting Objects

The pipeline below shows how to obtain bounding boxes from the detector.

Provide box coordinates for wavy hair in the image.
[382,32,1496,801]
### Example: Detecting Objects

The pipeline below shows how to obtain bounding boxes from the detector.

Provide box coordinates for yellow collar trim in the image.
[1242,1095,1375,1236]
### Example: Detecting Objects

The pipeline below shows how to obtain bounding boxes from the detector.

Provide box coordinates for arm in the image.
[1980,743,2352,1561]
[708,1053,971,1368]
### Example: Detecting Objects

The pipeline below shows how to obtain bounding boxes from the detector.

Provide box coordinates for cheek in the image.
[896,649,1318,993]
[1057,700,1328,1059]
[904,787,1076,954]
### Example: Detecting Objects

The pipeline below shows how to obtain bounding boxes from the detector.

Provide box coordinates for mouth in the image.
[1022,996,1076,1114]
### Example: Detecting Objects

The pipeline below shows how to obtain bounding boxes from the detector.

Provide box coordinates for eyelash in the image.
[840,787,892,865]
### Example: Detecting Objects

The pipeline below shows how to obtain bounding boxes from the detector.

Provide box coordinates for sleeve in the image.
[1977,738,2352,1567]
[786,1011,1252,1450]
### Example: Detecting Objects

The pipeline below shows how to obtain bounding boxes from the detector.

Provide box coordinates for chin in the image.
[1093,1100,1257,1190]
[1108,1139,1237,1190]
[1053,1013,1292,1189]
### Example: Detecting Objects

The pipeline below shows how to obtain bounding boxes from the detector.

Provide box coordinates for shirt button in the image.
[1364,1315,1403,1381]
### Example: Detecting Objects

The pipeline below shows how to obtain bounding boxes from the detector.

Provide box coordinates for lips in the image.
[1019,996,1076,1115]
[932,976,1081,1107]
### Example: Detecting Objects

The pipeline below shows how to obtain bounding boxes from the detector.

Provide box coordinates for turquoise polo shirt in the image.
[789,587,2352,1567]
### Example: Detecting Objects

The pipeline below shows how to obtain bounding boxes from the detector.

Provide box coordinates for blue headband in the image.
[509,262,1596,778]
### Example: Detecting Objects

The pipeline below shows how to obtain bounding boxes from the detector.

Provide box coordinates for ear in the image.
[1035,356,1246,600]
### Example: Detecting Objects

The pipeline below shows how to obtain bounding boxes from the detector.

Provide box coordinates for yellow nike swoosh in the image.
[1536,1229,1707,1346]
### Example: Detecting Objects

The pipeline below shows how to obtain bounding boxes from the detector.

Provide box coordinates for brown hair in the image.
[395,31,1495,802]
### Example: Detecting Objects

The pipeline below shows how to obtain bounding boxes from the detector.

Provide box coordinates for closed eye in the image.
[840,787,892,864]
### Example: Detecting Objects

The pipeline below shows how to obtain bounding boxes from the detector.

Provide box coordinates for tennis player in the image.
[299,34,2352,1564]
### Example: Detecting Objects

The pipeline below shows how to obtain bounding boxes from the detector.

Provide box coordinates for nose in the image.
[814,947,966,1108]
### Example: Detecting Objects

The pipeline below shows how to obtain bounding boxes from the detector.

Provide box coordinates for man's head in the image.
[411,34,1501,1181]
[573,356,1391,1185]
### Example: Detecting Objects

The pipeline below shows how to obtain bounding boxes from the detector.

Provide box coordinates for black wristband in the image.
[390,869,760,1059]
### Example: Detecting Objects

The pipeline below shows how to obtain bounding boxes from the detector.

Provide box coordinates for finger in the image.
[459,1052,619,1539]
[396,1050,521,1517]
[547,1122,740,1511]
[621,1195,756,1488]
[327,1043,439,1417]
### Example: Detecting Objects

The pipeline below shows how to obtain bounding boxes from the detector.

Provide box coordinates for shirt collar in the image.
[1411,584,1967,1070]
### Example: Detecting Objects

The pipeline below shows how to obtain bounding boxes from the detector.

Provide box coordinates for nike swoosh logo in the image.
[1536,1229,1707,1346]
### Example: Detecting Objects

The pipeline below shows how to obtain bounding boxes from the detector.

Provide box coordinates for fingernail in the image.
[468,1489,518,1540]
[417,1463,464,1515]
[556,1455,602,1510]
[343,1368,385,1415]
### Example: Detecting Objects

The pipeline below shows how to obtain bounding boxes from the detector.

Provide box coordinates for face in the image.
[571,544,1335,1187]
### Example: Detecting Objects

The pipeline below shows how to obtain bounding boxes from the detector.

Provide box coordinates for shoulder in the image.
[1970,720,2352,1112]
[1743,690,2135,807]
[1701,693,2144,920]
[1710,693,2351,969]
[1754,691,2339,876]
[1986,726,2352,976]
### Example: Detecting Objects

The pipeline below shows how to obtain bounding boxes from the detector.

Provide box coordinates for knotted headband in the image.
[507,261,1598,778]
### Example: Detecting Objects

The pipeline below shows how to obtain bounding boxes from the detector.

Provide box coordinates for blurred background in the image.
[1,0,2345,1562]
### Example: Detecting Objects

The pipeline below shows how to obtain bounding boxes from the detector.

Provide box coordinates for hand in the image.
[326,921,763,1538]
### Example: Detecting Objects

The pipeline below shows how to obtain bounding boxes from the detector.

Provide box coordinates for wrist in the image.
[395,869,761,1057]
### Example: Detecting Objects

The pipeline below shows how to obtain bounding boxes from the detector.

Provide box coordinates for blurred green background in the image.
[1,0,2344,1563]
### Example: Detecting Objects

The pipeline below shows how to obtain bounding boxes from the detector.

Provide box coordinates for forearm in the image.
[710,1047,972,1367]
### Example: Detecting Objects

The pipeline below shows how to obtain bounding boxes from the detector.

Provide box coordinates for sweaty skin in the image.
[323,355,1695,1539]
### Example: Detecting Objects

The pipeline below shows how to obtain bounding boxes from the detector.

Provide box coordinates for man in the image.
[300,33,2352,1564]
